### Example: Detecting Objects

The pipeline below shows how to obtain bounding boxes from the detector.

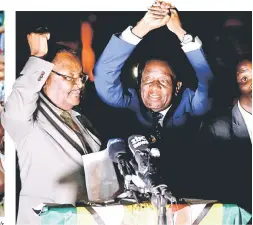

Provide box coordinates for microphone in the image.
[107,138,143,201]
[108,138,135,183]
[128,135,160,189]
[128,135,176,203]
[128,135,159,175]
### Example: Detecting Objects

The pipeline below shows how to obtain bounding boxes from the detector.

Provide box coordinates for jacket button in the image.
[38,71,45,81]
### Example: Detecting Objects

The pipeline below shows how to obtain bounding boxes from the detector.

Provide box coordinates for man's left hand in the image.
[164,2,186,41]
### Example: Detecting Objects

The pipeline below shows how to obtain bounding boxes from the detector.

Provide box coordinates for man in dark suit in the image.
[94,2,214,196]
[200,57,252,212]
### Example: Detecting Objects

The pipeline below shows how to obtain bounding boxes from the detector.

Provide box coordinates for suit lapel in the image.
[232,104,250,140]
[163,94,182,127]
[38,94,85,155]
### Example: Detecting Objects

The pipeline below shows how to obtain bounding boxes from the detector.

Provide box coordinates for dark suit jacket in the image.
[94,34,214,197]
[199,103,252,212]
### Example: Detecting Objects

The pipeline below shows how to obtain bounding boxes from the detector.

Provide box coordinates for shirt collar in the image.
[238,101,251,118]
[39,92,80,117]
[159,104,172,118]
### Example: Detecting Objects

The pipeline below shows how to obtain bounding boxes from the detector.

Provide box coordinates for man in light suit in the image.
[94,2,213,196]
[1,32,102,224]
[200,57,252,212]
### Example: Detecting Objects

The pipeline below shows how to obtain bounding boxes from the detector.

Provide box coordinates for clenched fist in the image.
[27,32,50,57]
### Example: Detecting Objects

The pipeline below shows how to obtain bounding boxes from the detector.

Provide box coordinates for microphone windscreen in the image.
[128,135,149,155]
[107,138,127,163]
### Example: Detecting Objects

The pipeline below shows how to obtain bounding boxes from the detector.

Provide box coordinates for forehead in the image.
[142,60,173,79]
[237,60,252,75]
[54,52,82,73]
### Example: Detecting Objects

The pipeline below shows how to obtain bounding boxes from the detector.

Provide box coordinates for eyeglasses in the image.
[52,70,89,85]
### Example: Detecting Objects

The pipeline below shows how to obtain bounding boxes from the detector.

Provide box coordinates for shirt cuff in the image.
[120,26,142,46]
[181,36,202,53]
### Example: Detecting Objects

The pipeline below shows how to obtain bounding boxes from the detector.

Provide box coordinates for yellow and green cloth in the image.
[39,202,251,225]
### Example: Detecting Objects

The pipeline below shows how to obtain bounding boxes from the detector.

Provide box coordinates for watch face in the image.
[182,34,193,44]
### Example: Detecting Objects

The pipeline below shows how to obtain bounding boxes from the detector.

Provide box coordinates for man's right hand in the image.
[132,1,170,38]
[27,32,50,58]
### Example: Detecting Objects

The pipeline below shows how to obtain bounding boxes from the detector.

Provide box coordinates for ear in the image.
[175,81,182,96]
[43,75,51,92]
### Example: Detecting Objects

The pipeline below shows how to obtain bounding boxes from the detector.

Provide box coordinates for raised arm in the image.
[1,33,54,144]
[166,4,214,115]
[184,48,214,116]
[94,2,171,108]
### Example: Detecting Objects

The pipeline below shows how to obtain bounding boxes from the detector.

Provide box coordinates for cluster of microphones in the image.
[107,135,176,206]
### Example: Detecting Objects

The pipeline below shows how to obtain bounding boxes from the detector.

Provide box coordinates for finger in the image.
[148,9,169,16]
[148,14,167,19]
[151,1,160,6]
[168,7,178,16]
[43,32,50,41]
[148,5,168,11]
[161,15,171,23]
[160,1,172,9]
[148,7,170,14]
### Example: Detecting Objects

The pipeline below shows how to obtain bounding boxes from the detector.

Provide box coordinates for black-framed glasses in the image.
[52,70,89,85]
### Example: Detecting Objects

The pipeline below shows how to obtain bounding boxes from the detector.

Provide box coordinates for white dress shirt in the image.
[159,105,172,126]
[238,101,252,142]
[120,26,202,52]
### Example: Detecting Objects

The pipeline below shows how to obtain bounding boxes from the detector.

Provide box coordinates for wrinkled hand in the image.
[164,2,186,40]
[27,32,50,57]
[145,1,170,30]
[132,1,170,38]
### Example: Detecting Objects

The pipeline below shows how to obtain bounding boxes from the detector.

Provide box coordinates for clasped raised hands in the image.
[132,1,183,38]
[143,1,171,31]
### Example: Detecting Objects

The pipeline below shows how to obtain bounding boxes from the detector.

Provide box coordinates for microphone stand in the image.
[158,204,167,225]
[146,157,176,225]
[117,157,141,204]
[151,190,168,225]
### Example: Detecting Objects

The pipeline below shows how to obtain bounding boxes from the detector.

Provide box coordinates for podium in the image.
[36,200,251,225]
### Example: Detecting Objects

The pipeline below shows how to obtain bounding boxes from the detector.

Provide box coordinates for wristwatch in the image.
[181,33,194,45]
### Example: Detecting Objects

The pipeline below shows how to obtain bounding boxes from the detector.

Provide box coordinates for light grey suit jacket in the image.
[1,57,101,225]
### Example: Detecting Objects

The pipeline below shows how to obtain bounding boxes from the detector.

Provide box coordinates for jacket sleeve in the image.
[185,48,214,116]
[94,34,138,109]
[1,57,54,145]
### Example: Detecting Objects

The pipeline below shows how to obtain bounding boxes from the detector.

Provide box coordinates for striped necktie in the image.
[151,111,163,142]
[60,111,93,154]
[60,111,80,132]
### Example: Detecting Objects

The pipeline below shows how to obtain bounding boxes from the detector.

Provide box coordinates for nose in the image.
[75,78,83,89]
[149,81,161,91]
